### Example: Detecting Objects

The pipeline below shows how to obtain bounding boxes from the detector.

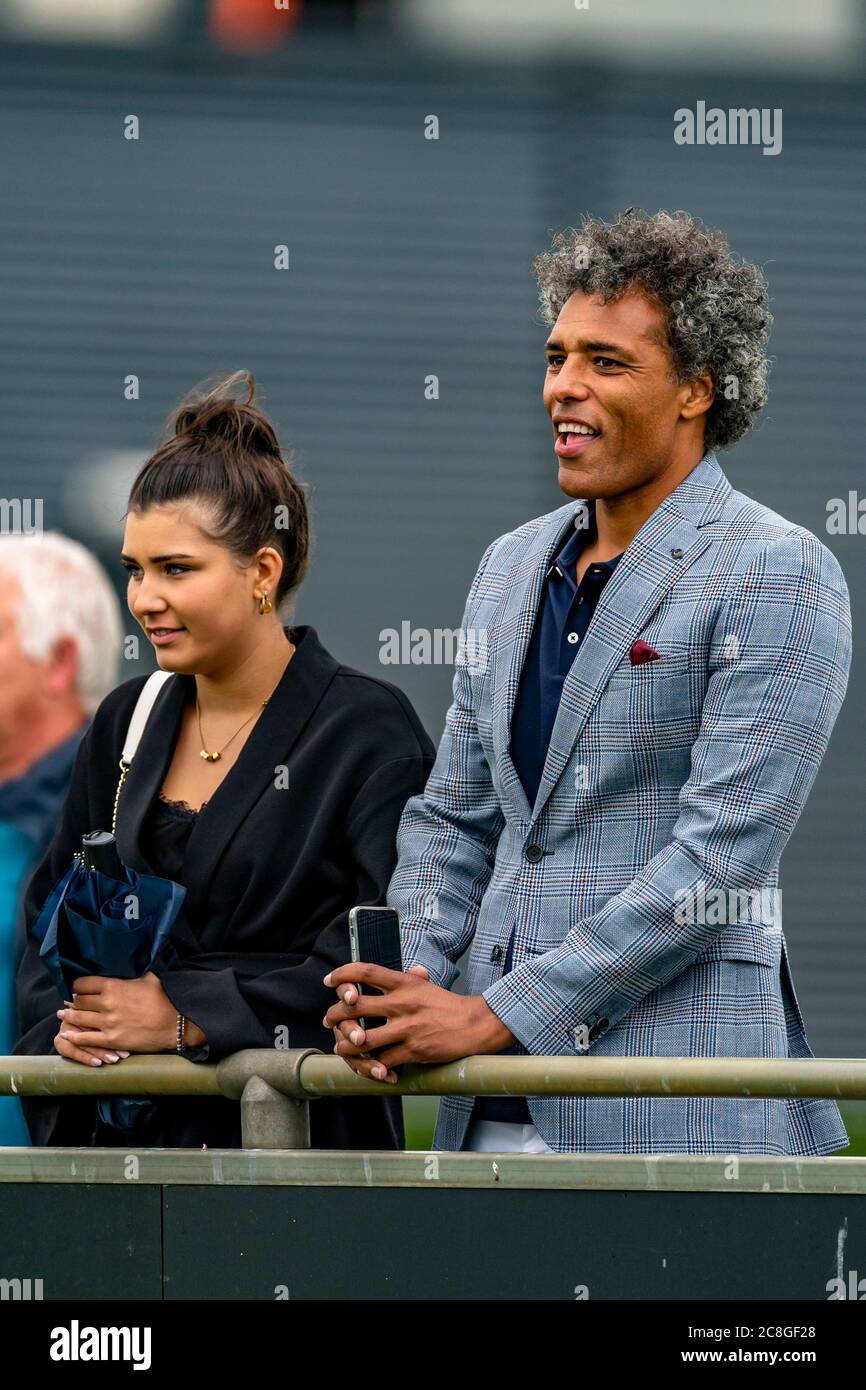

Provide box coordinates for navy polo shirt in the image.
[474,503,624,1126]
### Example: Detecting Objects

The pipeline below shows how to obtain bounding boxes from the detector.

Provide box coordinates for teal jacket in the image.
[0,728,85,1144]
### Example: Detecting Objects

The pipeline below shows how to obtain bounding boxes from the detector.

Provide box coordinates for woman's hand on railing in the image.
[53,1015,130,1067]
[54,972,179,1054]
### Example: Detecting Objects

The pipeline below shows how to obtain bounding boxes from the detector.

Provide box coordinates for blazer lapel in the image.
[182,625,340,912]
[492,452,732,826]
[115,625,341,932]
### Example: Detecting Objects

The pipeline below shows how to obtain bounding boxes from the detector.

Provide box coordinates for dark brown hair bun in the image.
[173,371,283,459]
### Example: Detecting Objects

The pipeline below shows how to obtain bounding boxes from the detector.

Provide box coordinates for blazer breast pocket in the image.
[604,650,701,702]
[596,650,704,747]
[605,651,694,684]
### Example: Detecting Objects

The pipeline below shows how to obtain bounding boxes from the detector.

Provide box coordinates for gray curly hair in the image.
[532,208,773,451]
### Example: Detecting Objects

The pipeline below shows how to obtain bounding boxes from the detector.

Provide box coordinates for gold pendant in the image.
[200,749,221,762]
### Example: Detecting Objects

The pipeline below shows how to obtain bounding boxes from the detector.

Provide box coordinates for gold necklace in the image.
[195,694,268,762]
[194,641,295,762]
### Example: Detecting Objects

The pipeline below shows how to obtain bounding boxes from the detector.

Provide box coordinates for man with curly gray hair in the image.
[534,206,771,457]
[328,207,851,1160]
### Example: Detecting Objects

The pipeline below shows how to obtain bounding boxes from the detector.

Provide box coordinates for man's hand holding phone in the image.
[332,904,416,1083]
[325,904,516,1080]
[327,964,429,1082]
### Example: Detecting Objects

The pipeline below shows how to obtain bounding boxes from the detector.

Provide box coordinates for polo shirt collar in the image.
[545,501,625,586]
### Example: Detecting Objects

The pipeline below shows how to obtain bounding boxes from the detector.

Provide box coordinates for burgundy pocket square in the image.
[629,640,661,666]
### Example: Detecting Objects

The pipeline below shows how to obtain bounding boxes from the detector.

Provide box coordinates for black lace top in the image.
[140,794,208,881]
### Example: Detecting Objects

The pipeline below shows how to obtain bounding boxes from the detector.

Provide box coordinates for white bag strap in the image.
[121,670,175,767]
[110,670,174,839]
[103,669,173,839]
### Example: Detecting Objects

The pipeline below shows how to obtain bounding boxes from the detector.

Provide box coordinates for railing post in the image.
[239,1075,311,1149]
[214,1049,323,1149]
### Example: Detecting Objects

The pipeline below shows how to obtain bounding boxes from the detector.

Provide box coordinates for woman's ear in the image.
[253,545,284,595]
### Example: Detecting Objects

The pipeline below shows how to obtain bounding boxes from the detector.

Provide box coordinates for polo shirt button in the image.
[566,632,579,644]
[524,843,544,863]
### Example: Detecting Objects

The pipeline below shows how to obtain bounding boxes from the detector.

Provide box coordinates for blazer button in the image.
[589,1017,609,1040]
[524,843,545,863]
[490,944,504,963]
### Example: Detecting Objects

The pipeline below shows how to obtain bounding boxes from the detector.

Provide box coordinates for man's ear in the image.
[680,368,716,422]
[45,633,80,700]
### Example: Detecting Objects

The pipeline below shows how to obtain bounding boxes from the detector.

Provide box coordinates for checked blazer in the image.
[388,451,852,1155]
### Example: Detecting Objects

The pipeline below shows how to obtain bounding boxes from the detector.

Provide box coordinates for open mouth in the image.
[149,627,185,644]
[554,422,600,456]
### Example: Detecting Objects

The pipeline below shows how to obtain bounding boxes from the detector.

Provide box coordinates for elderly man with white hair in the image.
[0,532,121,1144]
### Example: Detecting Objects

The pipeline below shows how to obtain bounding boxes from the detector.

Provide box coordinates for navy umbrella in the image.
[32,829,187,1136]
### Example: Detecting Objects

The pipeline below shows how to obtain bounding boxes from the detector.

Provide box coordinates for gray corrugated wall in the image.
[0,39,862,1054]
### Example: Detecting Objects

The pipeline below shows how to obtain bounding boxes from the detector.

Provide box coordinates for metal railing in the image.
[3,1051,866,1149]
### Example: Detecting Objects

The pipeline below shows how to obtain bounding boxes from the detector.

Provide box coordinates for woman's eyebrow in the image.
[120,552,197,563]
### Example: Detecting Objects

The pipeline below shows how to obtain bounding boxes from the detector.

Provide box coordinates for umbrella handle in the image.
[81,831,124,878]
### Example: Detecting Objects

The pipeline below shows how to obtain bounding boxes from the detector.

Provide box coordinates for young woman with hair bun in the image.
[15,371,435,1150]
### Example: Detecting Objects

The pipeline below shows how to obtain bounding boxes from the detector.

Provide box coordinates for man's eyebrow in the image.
[544,337,641,362]
[120,553,197,563]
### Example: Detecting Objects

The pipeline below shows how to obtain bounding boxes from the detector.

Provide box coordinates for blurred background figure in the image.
[0,533,122,1144]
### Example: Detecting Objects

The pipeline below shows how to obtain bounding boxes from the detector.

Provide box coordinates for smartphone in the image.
[347,906,403,1036]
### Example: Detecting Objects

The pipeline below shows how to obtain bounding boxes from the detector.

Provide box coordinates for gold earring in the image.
[258,591,273,616]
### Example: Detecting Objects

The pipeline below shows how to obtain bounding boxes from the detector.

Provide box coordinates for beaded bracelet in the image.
[176,1012,186,1054]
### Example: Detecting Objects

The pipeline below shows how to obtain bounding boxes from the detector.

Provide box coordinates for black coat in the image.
[14,624,436,1149]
